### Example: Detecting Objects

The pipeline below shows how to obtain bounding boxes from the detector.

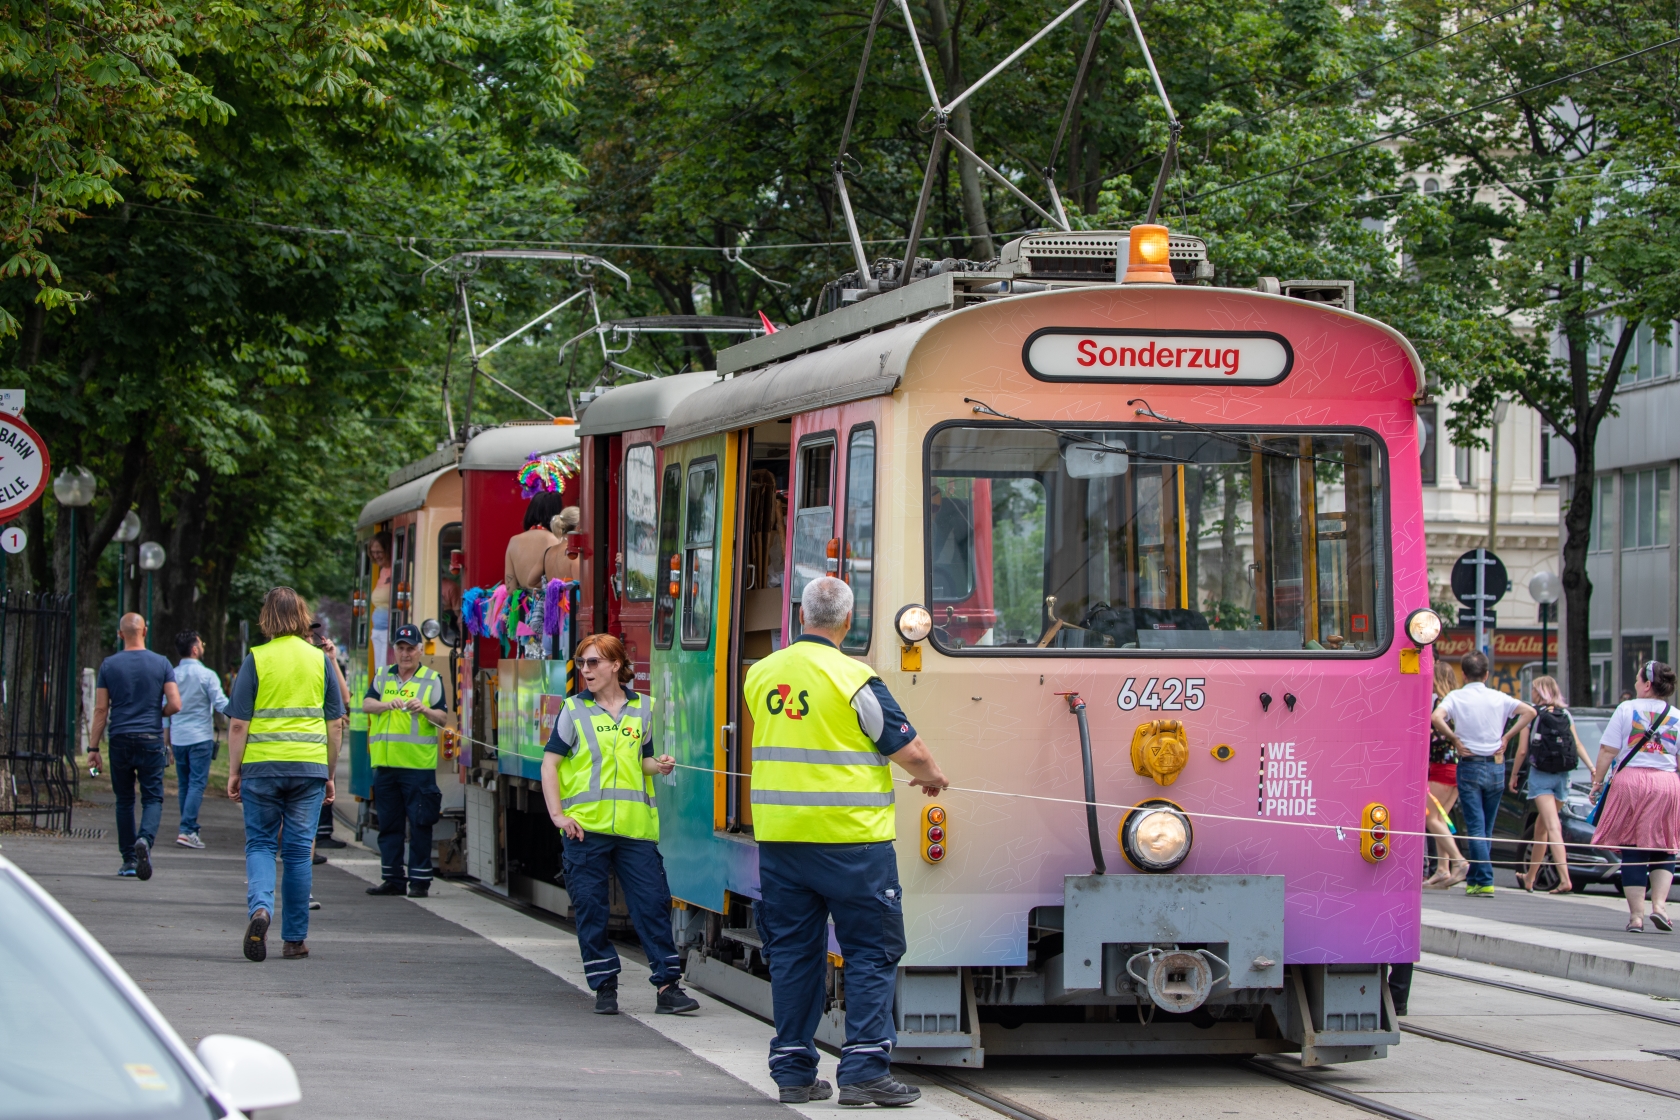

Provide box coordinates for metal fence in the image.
[0,591,75,831]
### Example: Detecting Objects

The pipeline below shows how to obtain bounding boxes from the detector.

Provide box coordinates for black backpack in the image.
[1529,706,1577,773]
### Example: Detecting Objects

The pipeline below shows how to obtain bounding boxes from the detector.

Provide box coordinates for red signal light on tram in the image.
[1360,803,1391,864]
[921,804,948,865]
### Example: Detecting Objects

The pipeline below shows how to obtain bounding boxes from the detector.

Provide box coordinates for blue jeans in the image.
[561,831,682,990]
[373,767,440,886]
[757,841,906,1088]
[109,734,166,862]
[240,774,326,943]
[1457,756,1507,887]
[173,740,215,835]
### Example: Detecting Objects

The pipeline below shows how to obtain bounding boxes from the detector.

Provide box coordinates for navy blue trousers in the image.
[561,831,682,990]
[757,840,906,1088]
[373,767,439,886]
[110,734,166,861]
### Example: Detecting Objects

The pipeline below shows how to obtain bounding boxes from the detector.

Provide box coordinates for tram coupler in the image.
[1055,692,1106,875]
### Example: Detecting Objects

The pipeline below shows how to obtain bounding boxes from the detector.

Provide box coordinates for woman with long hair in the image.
[1508,675,1593,892]
[1423,660,1468,888]
[1589,660,1680,933]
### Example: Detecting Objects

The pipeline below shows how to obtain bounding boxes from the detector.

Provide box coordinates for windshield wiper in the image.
[1127,399,1349,466]
[963,398,1193,464]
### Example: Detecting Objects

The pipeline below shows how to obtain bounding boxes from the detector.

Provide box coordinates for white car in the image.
[0,854,301,1118]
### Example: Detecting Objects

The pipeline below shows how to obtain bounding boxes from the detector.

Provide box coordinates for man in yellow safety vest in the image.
[743,576,949,1106]
[540,632,699,1017]
[363,623,449,898]
[226,587,346,962]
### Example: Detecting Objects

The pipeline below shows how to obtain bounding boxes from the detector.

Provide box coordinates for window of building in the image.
[622,444,659,601]
[1540,424,1554,485]
[841,425,876,652]
[1630,322,1676,384]
[1423,177,1441,194]
[1454,443,1474,488]
[1622,468,1672,550]
[653,462,683,649]
[681,458,719,648]
[1590,474,1614,552]
[1418,404,1438,485]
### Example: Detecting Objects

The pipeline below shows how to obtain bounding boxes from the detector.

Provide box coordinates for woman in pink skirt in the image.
[1589,661,1680,933]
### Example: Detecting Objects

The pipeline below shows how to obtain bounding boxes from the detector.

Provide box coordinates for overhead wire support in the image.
[940,0,1093,116]
[1045,0,1117,230]
[1117,0,1181,224]
[834,0,892,287]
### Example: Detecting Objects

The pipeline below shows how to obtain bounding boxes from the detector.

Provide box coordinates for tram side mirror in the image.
[1063,435,1129,479]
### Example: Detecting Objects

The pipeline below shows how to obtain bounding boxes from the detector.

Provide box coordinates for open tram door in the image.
[352,452,464,845]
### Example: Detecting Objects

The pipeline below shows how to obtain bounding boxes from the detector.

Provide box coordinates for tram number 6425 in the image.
[1117,677,1206,712]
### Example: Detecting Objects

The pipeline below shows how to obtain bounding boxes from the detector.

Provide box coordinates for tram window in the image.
[437,521,462,645]
[789,437,836,636]
[842,425,876,651]
[654,462,683,649]
[682,458,719,648]
[926,424,1389,655]
[623,443,658,601]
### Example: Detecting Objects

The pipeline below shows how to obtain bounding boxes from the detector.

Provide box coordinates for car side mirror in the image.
[197,1034,301,1113]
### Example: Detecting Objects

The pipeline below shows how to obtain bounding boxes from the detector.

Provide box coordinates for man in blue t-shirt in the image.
[89,614,183,880]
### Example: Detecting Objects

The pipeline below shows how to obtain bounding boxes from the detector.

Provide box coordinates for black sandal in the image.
[1627,920,1645,933]
[1652,912,1674,933]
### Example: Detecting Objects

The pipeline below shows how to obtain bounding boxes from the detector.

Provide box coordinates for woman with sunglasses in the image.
[539,634,699,1015]
[1589,660,1680,933]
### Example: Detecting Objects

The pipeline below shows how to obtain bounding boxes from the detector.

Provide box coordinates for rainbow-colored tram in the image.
[597,228,1440,1068]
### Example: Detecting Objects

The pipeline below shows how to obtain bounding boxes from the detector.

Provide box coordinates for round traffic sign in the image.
[0,526,25,553]
[1451,549,1509,607]
[0,413,50,523]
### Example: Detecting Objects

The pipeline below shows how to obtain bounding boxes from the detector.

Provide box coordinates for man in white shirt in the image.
[1431,651,1536,895]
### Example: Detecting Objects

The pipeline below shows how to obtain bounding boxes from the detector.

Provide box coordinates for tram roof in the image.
[355,464,455,531]
[660,317,941,446]
[459,421,581,472]
[576,370,720,437]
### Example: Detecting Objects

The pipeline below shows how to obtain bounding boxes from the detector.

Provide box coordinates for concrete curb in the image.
[1421,907,1680,998]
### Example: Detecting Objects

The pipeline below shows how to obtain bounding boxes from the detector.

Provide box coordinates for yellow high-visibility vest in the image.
[744,639,893,843]
[245,636,329,766]
[555,692,658,841]
[368,664,444,769]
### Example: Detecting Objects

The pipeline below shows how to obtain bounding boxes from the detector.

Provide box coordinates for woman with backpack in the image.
[1507,675,1593,892]
[1423,660,1468,888]
[1589,661,1680,933]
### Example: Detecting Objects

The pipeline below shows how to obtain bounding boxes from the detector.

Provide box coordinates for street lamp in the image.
[1529,570,1562,678]
[139,541,166,647]
[53,467,96,762]
[112,510,140,616]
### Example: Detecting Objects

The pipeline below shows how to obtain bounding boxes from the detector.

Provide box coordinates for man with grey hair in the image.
[743,576,949,1107]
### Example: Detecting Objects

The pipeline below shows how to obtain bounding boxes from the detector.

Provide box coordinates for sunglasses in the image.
[578,657,614,670]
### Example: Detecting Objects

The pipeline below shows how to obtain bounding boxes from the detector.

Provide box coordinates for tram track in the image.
[1398,1022,1680,1102]
[1415,962,1680,1027]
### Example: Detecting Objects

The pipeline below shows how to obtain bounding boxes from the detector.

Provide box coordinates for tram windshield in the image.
[925,424,1389,654]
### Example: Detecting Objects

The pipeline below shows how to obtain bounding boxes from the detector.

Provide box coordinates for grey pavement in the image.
[1426,875,1680,953]
[3,781,790,1120]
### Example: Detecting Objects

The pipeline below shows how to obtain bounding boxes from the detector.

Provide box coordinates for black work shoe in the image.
[366,879,406,896]
[839,1076,921,1107]
[133,837,153,881]
[312,852,327,865]
[317,836,348,849]
[594,983,619,1015]
[780,1081,834,1104]
[407,882,430,898]
[243,909,270,962]
[656,983,700,1015]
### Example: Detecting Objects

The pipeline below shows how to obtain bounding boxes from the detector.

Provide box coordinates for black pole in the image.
[1063,693,1106,875]
[1541,602,1550,677]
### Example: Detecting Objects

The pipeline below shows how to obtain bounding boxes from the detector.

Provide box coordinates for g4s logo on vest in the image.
[765,684,811,720]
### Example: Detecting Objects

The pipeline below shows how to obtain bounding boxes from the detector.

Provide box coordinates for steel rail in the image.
[1400,1023,1680,1102]
[1415,963,1680,1028]
[1244,1059,1437,1120]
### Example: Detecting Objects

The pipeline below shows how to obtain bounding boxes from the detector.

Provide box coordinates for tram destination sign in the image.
[1022,328,1293,386]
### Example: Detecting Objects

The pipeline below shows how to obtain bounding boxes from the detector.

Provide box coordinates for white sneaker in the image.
[176,833,206,850]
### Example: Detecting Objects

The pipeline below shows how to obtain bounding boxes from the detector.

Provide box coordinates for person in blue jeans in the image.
[1432,650,1536,895]
[87,615,182,880]
[168,630,229,849]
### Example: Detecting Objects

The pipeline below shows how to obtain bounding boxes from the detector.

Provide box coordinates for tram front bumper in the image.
[1061,873,1285,993]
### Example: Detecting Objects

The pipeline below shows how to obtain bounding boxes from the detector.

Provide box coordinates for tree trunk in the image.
[924,0,995,260]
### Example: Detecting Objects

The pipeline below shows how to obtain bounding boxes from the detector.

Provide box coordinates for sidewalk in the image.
[2,781,793,1120]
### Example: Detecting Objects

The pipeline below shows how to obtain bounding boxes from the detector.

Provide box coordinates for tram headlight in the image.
[1405,608,1443,647]
[1120,799,1193,873]
[895,604,933,645]
[421,618,442,641]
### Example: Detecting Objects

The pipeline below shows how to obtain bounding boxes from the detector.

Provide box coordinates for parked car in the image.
[1484,707,1623,891]
[0,853,301,1118]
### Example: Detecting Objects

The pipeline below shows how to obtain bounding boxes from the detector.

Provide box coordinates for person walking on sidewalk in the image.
[1422,660,1468,889]
[226,588,346,962]
[363,624,448,899]
[1589,660,1680,933]
[88,615,183,880]
[744,577,951,1107]
[309,621,351,860]
[168,630,228,850]
[1431,650,1535,896]
[539,633,698,1018]
[1509,675,1594,893]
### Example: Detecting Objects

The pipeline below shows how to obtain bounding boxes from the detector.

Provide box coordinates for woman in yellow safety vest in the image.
[539,633,699,1017]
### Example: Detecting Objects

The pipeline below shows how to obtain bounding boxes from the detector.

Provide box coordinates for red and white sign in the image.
[0,413,50,523]
[1023,328,1293,385]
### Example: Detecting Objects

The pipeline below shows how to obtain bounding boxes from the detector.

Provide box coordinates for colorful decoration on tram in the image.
[517,450,580,498]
